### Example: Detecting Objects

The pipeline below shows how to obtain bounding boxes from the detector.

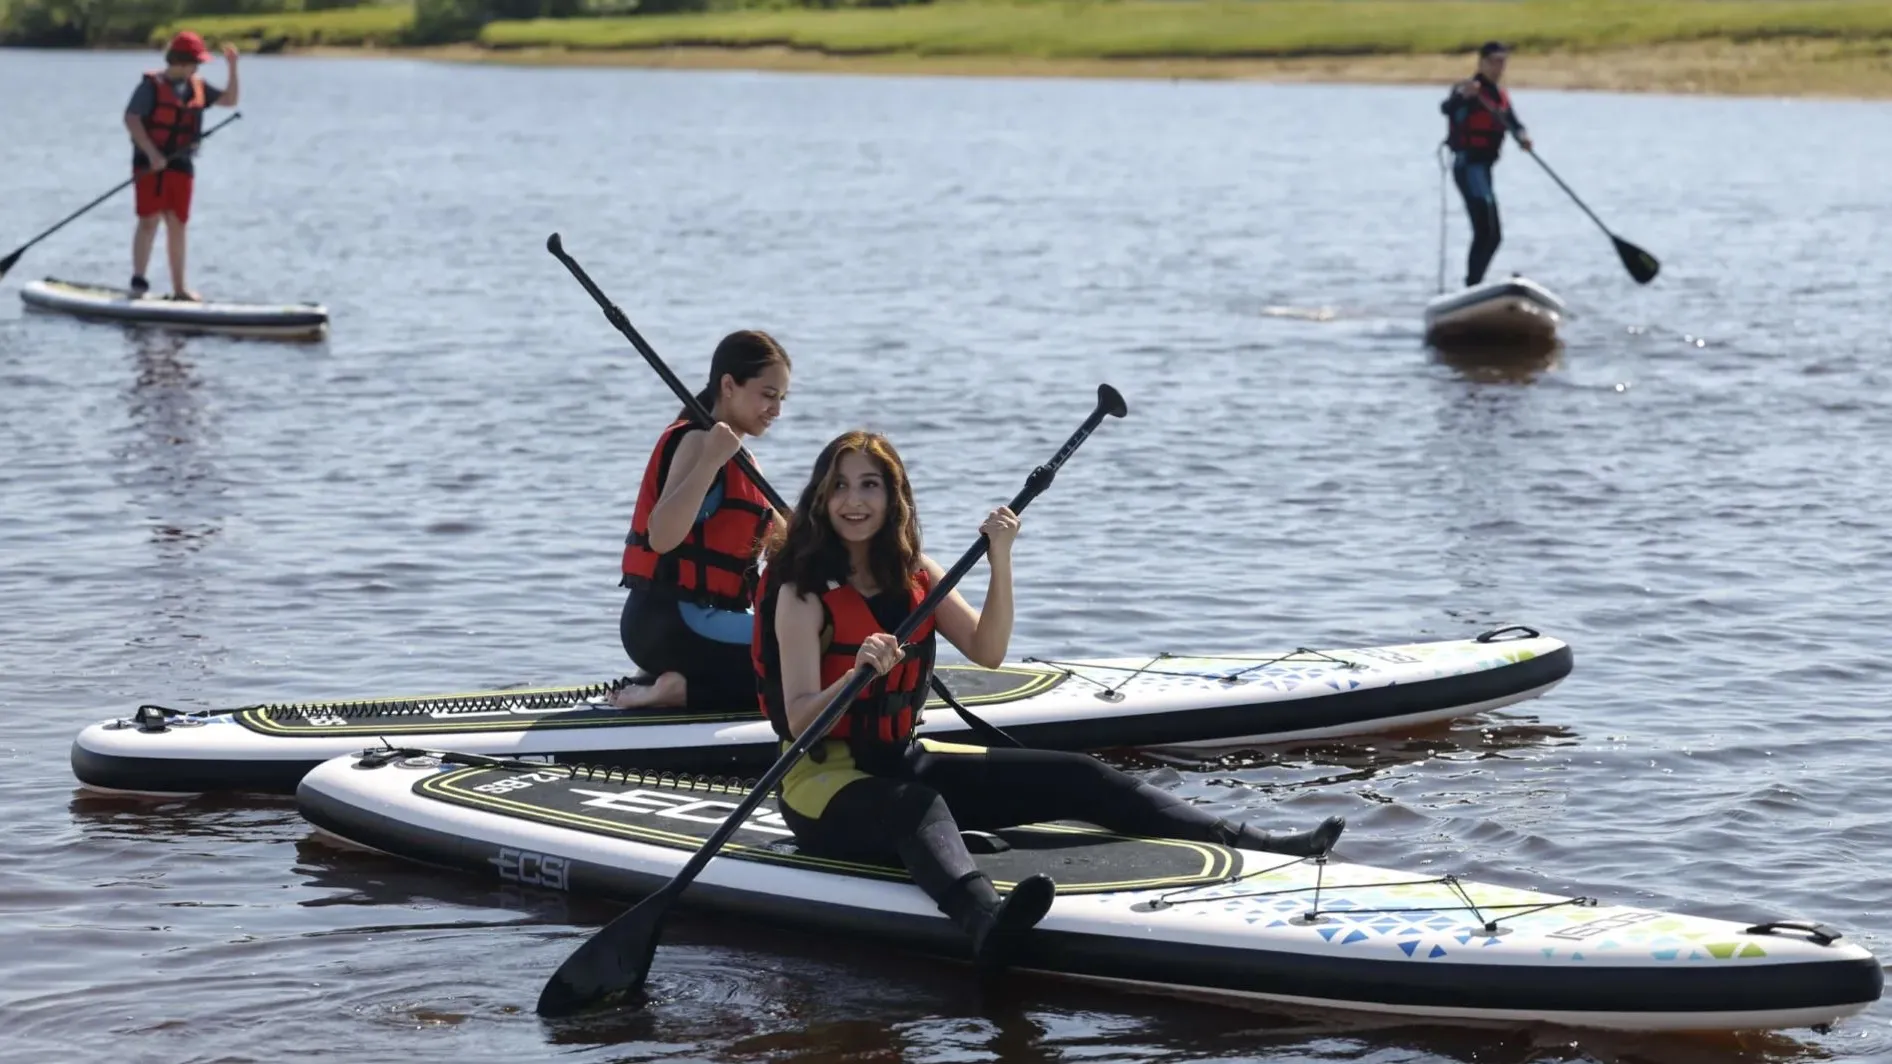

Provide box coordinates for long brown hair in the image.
[764,430,921,599]
[683,329,791,421]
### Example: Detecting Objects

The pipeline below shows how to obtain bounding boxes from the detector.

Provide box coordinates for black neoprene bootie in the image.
[940,871,1057,972]
[1224,815,1346,858]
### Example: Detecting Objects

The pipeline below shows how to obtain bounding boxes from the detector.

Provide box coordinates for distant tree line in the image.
[1,0,931,47]
[2,0,352,46]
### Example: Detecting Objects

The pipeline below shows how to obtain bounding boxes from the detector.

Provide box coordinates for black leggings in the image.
[1453,154,1503,287]
[778,741,1247,906]
[617,588,755,713]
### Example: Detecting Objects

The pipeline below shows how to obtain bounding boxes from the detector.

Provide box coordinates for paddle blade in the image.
[1616,237,1660,284]
[536,893,667,1018]
[0,247,20,282]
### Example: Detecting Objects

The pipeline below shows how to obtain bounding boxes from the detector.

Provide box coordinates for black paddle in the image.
[1481,105,1659,285]
[533,380,1128,1019]
[545,231,1020,749]
[1520,147,1660,285]
[0,111,242,285]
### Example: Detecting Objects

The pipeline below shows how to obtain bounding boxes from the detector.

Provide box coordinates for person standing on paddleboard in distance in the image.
[1442,40,1532,288]
[751,430,1346,973]
[612,330,790,712]
[125,30,239,302]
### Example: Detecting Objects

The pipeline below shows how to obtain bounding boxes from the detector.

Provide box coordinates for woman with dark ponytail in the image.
[612,330,792,710]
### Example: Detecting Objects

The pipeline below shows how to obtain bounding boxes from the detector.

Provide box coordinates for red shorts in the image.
[134,170,194,224]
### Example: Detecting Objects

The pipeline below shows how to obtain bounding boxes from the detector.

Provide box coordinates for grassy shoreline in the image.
[308,38,1892,98]
[157,1,1892,99]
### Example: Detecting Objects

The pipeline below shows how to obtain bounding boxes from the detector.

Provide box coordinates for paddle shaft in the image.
[1461,95,1657,283]
[0,112,242,277]
[1477,99,1620,240]
[547,233,783,517]
[547,232,1017,745]
[623,385,1122,915]
[1522,147,1614,238]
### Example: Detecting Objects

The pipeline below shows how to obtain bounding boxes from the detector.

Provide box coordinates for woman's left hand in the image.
[980,506,1020,553]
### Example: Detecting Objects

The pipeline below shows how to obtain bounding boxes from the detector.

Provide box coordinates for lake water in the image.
[2,47,1890,1064]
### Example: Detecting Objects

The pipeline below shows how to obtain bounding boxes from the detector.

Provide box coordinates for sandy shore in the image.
[296,37,1892,99]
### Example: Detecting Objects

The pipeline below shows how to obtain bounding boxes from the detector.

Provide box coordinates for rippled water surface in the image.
[3,49,1890,1063]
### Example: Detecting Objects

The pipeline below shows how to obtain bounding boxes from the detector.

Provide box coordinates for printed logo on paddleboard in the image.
[1544,910,1663,941]
[570,788,792,837]
[489,846,569,890]
[464,770,793,838]
[1348,648,1422,665]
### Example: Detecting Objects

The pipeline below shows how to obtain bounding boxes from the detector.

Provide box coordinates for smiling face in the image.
[717,361,789,437]
[825,448,889,545]
[766,430,921,597]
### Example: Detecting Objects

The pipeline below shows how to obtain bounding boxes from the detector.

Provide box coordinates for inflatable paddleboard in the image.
[296,750,1883,1033]
[21,278,328,341]
[71,627,1572,795]
[1423,275,1564,347]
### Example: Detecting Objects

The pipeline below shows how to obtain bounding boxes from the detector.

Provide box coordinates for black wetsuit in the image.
[618,584,756,713]
[774,592,1334,926]
[1441,74,1526,287]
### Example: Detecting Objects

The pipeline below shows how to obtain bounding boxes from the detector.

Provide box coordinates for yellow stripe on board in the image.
[418,766,1236,893]
[240,664,1062,736]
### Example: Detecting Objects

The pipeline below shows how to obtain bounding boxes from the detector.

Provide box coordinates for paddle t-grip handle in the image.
[544,232,786,511]
[898,383,1125,645]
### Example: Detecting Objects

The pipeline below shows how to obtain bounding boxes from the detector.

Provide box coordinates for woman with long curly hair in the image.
[752,430,1345,973]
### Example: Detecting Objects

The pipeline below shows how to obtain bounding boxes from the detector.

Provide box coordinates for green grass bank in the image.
[154,1,1892,98]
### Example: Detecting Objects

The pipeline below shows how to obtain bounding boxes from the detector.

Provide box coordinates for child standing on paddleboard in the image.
[125,30,239,303]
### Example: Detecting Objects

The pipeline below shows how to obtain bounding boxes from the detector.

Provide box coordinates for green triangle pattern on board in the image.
[1739,942,1767,958]
[1706,942,1738,959]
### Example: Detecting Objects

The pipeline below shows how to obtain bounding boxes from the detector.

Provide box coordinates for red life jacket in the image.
[620,419,771,611]
[1447,80,1513,155]
[753,567,937,747]
[142,71,206,159]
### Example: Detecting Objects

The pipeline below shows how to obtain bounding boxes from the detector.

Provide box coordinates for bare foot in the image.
[610,672,685,709]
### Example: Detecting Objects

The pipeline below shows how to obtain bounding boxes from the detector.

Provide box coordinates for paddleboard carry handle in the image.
[1475,625,1540,643]
[1741,921,1844,946]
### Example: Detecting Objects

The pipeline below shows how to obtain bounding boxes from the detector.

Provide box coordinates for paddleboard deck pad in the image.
[296,750,1883,1032]
[21,278,329,340]
[72,627,1572,795]
[1423,276,1565,347]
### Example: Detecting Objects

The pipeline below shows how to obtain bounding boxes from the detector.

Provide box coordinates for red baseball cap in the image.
[166,30,211,63]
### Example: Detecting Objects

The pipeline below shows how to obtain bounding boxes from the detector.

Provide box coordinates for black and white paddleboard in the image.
[1423,275,1565,347]
[296,749,1883,1033]
[71,628,1571,795]
[21,278,329,341]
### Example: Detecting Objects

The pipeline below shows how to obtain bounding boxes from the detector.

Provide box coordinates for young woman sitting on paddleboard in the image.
[612,329,790,711]
[752,430,1346,971]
